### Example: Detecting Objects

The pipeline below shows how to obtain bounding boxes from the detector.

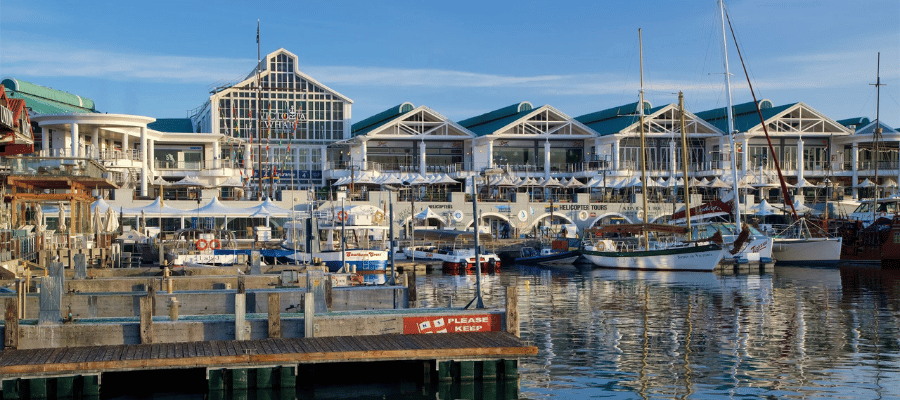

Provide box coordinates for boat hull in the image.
[582,244,724,272]
[288,250,388,284]
[514,251,580,267]
[772,237,843,265]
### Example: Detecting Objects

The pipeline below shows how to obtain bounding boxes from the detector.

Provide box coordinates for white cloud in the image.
[2,40,892,99]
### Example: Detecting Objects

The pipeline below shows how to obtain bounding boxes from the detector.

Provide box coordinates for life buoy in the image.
[372,211,385,224]
[460,260,468,269]
[493,260,502,268]
[337,211,347,221]
[597,242,606,252]
[578,211,588,221]
[195,239,208,251]
[209,239,221,250]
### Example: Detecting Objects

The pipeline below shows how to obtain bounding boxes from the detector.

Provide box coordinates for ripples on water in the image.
[421,264,899,400]
[109,265,900,399]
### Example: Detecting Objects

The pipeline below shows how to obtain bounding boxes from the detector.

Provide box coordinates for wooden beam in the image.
[268,293,281,339]
[4,299,18,350]
[506,286,519,338]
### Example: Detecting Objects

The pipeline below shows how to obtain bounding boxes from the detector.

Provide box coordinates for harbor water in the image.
[106,263,900,399]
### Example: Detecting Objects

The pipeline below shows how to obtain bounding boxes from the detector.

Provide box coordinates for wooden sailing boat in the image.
[582,29,724,272]
[718,1,842,264]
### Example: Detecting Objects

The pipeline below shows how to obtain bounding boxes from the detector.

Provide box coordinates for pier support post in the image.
[140,296,153,344]
[73,254,87,279]
[38,262,64,324]
[268,292,281,338]
[207,369,225,391]
[506,286,519,337]
[279,365,296,387]
[4,298,18,349]
[408,270,417,302]
[28,378,47,398]
[56,376,75,397]
[2,379,19,399]
[81,374,100,396]
[306,270,327,313]
[304,292,315,338]
[235,293,247,340]
[250,251,262,275]
[459,361,475,381]
[482,360,498,380]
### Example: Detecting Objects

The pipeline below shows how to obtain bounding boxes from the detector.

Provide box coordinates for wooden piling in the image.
[506,286,519,337]
[408,270,417,302]
[5,299,18,350]
[267,293,281,339]
[304,292,315,338]
[235,293,247,340]
[139,296,153,344]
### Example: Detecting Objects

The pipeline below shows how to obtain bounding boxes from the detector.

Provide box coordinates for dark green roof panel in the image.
[458,102,533,130]
[836,117,871,129]
[574,101,651,125]
[695,100,789,133]
[148,118,194,133]
[575,102,655,136]
[351,102,415,137]
[1,78,96,111]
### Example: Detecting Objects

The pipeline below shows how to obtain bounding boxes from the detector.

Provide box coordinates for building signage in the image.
[426,204,453,209]
[403,314,501,334]
[250,169,322,180]
[558,204,608,211]
[262,105,307,133]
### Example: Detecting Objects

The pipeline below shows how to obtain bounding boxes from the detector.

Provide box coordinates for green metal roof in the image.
[694,100,790,133]
[351,102,415,137]
[1,78,96,112]
[458,102,534,136]
[148,118,194,133]
[574,102,655,136]
[4,89,95,115]
[836,117,871,130]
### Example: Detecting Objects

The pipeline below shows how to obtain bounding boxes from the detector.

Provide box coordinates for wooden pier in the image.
[1,332,534,397]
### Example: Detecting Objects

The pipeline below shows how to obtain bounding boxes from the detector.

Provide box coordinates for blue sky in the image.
[1,0,898,127]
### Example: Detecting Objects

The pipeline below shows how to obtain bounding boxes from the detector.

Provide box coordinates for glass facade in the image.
[202,50,350,190]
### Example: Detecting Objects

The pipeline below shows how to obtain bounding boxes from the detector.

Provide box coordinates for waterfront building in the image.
[190,48,353,196]
[0,83,35,157]
[3,53,898,240]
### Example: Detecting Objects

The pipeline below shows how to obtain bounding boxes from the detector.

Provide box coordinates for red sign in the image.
[403,314,501,334]
[671,200,733,220]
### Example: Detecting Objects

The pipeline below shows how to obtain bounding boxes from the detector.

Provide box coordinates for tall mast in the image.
[719,0,742,226]
[256,20,263,201]
[871,52,884,223]
[638,29,650,250]
[679,92,692,240]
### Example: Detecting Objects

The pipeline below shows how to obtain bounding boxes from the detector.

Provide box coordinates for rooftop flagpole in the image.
[256,20,263,201]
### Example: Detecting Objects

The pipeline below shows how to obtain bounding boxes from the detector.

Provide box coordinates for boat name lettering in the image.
[750,243,768,253]
[559,205,607,211]
[346,251,376,257]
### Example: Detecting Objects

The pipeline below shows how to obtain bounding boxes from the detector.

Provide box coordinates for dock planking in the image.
[0,332,535,378]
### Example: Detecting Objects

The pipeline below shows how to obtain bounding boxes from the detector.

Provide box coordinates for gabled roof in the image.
[1,77,97,113]
[694,99,792,133]
[351,102,415,137]
[221,48,352,104]
[149,118,194,133]
[855,120,897,135]
[837,117,872,130]
[458,102,533,136]
[575,101,655,136]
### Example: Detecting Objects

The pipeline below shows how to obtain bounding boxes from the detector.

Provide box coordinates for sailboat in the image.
[717,0,841,265]
[582,29,724,272]
[675,0,775,266]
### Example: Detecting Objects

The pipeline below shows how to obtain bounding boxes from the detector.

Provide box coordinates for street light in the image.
[382,185,399,285]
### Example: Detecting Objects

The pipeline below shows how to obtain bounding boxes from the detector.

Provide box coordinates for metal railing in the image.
[4,156,107,180]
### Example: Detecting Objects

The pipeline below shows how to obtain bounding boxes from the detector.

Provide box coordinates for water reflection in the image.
[108,265,900,399]
[479,264,900,400]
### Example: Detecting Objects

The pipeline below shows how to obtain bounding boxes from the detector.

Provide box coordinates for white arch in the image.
[463,212,511,228]
[587,213,630,227]
[527,212,575,229]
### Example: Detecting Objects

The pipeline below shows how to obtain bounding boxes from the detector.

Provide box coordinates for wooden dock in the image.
[0,332,536,396]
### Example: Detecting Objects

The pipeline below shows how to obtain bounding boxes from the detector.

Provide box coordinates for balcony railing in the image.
[5,156,107,180]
